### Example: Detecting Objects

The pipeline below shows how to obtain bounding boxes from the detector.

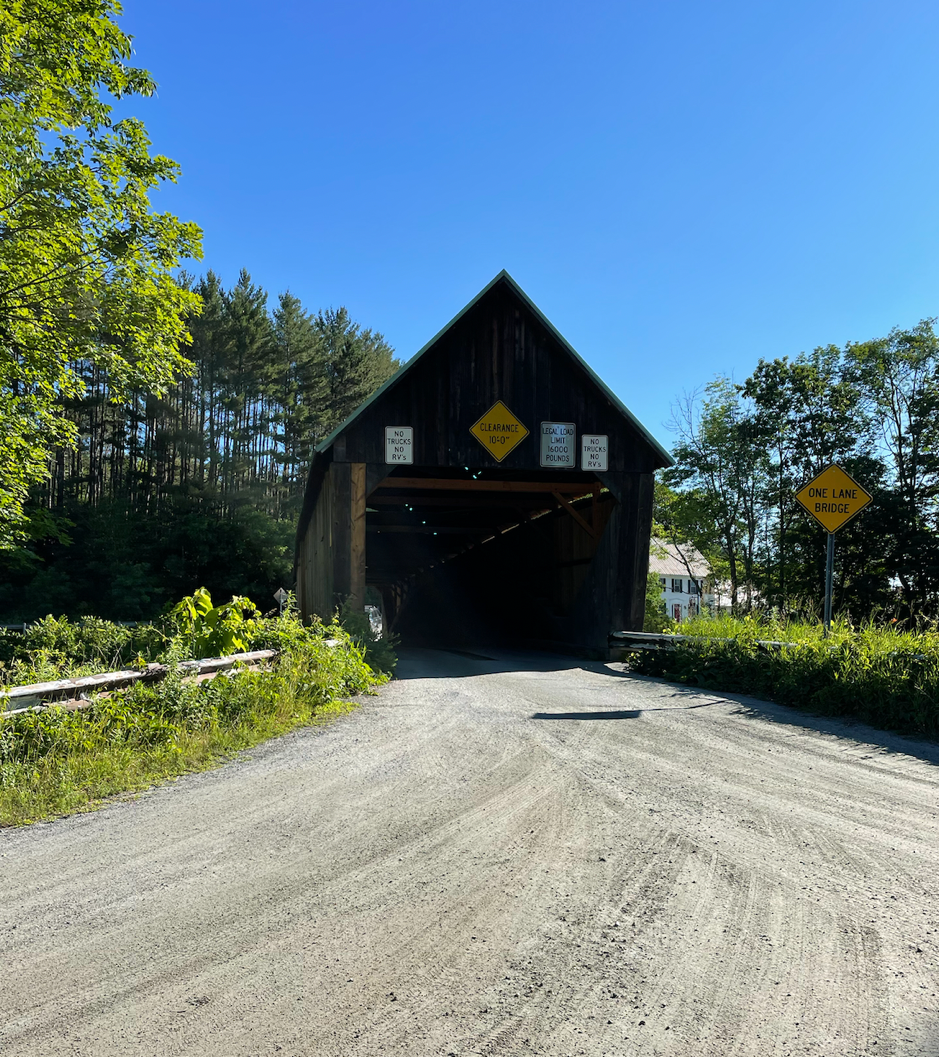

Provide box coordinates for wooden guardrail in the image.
[0,650,279,717]
[609,630,929,664]
[609,630,799,653]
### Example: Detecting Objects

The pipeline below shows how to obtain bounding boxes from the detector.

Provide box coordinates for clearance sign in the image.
[795,464,872,533]
[470,401,529,462]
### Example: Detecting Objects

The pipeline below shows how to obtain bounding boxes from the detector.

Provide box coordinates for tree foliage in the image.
[665,320,939,622]
[0,271,400,621]
[0,0,202,545]
[665,378,764,610]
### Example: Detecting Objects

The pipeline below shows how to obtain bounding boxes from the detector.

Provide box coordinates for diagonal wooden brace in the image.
[552,490,599,539]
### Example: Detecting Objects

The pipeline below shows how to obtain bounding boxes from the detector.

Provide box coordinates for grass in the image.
[0,696,359,827]
[628,613,939,739]
[0,608,386,826]
[0,615,168,686]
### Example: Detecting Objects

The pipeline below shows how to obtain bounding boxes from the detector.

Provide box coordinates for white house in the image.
[648,539,714,623]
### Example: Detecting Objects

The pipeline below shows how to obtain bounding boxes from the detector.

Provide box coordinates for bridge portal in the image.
[295,271,672,655]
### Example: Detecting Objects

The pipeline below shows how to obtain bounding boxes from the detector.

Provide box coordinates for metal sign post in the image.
[823,533,835,635]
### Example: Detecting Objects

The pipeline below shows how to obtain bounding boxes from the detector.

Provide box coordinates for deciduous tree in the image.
[0,0,202,544]
[665,378,765,611]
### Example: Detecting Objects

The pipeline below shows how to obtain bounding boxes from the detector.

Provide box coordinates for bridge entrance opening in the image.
[367,470,615,647]
[295,272,671,656]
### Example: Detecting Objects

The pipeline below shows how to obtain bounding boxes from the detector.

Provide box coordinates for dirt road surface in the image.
[2,648,939,1056]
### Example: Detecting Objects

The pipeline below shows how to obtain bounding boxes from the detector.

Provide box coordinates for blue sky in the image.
[125,0,939,450]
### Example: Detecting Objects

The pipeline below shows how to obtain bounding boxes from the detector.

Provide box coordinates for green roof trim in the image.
[313,270,507,455]
[497,272,674,467]
[315,269,674,467]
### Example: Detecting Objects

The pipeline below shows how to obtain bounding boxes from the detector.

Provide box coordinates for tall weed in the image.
[0,609,385,825]
[0,615,167,685]
[629,615,939,737]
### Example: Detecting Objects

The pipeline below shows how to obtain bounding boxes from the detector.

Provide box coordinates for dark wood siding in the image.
[334,285,660,475]
[296,274,671,652]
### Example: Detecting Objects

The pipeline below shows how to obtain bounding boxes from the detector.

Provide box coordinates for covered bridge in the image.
[295,271,673,654]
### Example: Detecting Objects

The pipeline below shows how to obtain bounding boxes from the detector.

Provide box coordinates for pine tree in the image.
[220,270,275,498]
[317,307,399,432]
[272,292,327,504]
[189,272,229,491]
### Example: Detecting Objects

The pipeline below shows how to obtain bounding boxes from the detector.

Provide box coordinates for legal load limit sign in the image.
[470,401,529,462]
[795,464,872,533]
[540,422,576,467]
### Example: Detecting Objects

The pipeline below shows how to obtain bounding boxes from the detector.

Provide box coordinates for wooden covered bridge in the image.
[295,271,672,654]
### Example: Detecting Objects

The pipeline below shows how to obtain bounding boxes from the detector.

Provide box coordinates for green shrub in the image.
[0,615,167,685]
[0,607,384,824]
[643,568,670,633]
[628,615,939,738]
[0,588,394,692]
[169,588,260,658]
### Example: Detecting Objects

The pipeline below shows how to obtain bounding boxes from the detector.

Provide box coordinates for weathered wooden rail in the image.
[609,630,928,663]
[0,650,279,717]
[609,630,802,654]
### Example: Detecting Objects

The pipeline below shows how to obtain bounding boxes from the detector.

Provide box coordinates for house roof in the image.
[648,539,711,579]
[314,269,674,466]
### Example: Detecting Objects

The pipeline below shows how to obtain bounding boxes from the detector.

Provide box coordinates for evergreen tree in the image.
[272,292,327,500]
[0,271,399,622]
[189,271,229,490]
[219,270,275,497]
[317,307,399,432]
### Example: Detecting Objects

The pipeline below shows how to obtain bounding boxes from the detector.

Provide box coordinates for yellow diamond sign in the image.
[470,400,529,462]
[795,464,872,533]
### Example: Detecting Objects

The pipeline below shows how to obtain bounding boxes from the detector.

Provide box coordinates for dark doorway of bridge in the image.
[367,469,615,648]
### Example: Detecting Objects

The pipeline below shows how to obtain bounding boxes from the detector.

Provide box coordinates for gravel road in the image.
[2,648,939,1057]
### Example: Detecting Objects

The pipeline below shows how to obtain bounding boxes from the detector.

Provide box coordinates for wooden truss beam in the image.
[367,525,493,535]
[375,477,595,495]
[552,489,599,539]
[368,494,556,508]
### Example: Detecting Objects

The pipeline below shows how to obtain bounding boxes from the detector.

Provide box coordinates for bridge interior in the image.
[366,468,615,647]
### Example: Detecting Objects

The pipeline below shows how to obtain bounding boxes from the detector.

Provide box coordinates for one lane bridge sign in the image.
[795,464,872,534]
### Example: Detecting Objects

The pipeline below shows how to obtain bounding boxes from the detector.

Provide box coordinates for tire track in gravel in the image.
[3,648,939,1056]
[457,659,932,1056]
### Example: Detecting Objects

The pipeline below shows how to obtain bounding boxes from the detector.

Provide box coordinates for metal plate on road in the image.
[795,464,872,533]
[470,401,529,462]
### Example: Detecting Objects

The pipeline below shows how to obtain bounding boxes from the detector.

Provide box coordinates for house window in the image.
[688,598,698,616]
[672,603,682,622]
[671,578,683,593]
[659,576,666,587]
[689,579,699,596]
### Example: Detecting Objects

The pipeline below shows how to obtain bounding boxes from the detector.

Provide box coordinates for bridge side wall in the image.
[297,461,367,621]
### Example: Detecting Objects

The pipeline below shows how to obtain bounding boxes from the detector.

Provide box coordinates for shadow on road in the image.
[532,709,641,720]
[636,675,939,769]
[394,646,634,681]
[394,647,939,769]
[532,700,720,721]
